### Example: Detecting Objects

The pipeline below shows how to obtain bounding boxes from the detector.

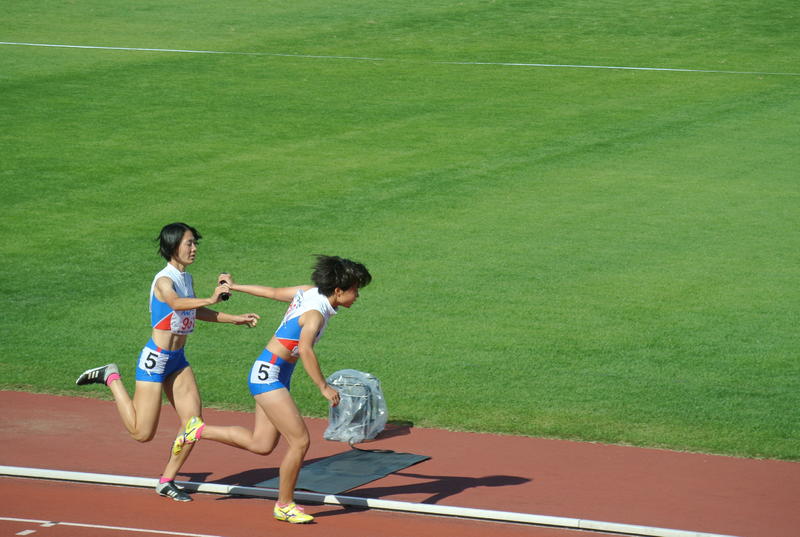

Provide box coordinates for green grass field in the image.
[2,1,798,460]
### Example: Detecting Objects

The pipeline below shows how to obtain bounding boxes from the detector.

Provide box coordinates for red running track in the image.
[1,391,798,537]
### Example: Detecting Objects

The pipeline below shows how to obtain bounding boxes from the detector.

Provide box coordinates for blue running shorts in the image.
[135,339,190,382]
[248,349,296,395]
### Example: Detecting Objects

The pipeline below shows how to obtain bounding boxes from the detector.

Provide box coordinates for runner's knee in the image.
[249,434,280,456]
[251,443,275,456]
[286,432,310,454]
[130,428,157,443]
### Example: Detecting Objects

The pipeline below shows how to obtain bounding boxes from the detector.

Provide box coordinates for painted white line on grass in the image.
[436,59,800,77]
[1,465,741,537]
[1,516,231,537]
[0,41,386,62]
[1,41,798,77]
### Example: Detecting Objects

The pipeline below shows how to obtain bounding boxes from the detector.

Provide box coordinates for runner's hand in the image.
[212,282,231,303]
[218,273,235,286]
[321,385,340,407]
[233,313,260,327]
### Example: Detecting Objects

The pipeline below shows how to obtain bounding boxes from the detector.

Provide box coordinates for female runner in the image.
[76,222,260,502]
[175,255,371,523]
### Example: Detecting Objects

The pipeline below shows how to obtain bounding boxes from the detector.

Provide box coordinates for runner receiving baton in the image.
[173,255,372,523]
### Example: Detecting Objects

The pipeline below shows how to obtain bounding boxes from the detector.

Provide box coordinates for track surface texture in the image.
[1,391,797,537]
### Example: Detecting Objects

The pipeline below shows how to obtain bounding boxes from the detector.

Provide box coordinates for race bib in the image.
[250,360,280,385]
[138,347,169,375]
[171,309,196,335]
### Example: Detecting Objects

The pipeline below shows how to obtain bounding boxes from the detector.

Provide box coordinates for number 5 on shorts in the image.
[250,360,278,384]
[138,348,167,374]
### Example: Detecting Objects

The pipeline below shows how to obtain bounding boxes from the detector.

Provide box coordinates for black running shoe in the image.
[156,481,192,502]
[75,363,119,386]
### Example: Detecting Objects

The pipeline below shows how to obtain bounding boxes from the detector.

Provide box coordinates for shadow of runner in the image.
[341,472,531,505]
[310,472,531,519]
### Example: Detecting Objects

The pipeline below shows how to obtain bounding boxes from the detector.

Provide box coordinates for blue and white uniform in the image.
[136,264,194,382]
[150,264,196,335]
[248,288,336,395]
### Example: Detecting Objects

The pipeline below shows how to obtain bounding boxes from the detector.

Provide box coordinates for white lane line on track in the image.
[1,41,798,77]
[2,517,232,537]
[1,465,742,537]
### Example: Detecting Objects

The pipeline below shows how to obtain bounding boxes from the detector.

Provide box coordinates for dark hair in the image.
[312,255,372,296]
[157,223,201,261]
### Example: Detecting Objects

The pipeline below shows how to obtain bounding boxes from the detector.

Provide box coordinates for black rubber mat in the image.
[256,448,430,494]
